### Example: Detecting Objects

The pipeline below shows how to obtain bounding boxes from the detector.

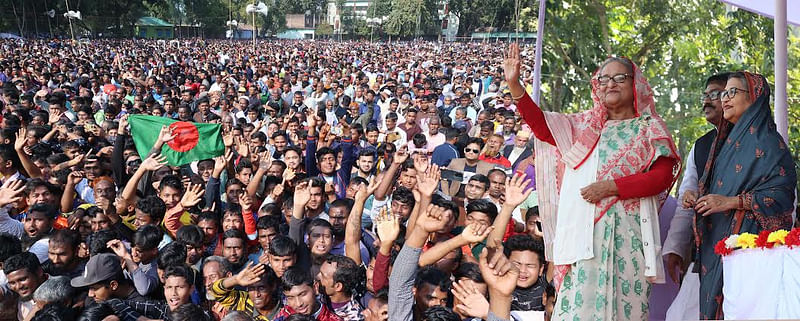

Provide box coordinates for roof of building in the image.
[136,17,174,27]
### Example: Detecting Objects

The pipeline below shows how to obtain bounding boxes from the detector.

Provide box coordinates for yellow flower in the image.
[736,233,758,249]
[768,230,790,245]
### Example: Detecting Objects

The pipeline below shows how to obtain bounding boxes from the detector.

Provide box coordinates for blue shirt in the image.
[431,143,460,167]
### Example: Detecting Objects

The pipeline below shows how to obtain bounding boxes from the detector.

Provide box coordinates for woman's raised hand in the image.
[503,43,522,85]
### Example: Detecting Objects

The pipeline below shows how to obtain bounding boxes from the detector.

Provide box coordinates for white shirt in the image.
[663,145,697,260]
[424,132,446,152]
[507,146,527,167]
[0,206,22,238]
[28,238,50,263]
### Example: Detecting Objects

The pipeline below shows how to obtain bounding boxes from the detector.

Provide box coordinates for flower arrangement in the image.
[714,227,800,256]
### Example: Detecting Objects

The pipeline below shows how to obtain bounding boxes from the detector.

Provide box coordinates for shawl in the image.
[695,72,796,239]
[533,58,681,261]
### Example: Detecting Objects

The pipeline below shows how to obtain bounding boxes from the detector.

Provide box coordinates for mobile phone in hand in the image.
[441,169,464,182]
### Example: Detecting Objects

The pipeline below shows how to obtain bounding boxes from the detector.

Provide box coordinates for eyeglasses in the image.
[465,148,480,154]
[700,90,724,102]
[596,73,632,86]
[720,87,747,100]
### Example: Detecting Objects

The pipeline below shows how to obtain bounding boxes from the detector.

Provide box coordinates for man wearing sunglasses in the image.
[663,72,731,319]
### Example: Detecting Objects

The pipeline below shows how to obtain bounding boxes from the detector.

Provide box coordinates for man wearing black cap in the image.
[70,253,145,303]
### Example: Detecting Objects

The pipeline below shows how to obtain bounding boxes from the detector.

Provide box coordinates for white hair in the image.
[33,276,73,304]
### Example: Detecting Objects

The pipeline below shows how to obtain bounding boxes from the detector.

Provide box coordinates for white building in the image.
[327,0,372,34]
[326,0,460,39]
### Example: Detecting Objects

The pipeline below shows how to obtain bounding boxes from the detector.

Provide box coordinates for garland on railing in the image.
[714,228,800,256]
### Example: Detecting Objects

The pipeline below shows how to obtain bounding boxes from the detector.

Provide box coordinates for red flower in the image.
[715,237,733,256]
[755,230,774,249]
[786,228,800,248]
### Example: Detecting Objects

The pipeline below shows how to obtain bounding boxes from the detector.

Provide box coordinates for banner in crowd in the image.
[129,115,224,166]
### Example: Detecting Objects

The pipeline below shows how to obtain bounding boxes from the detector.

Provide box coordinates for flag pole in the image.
[532,0,546,105]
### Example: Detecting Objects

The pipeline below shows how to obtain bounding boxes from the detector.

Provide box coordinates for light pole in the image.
[65,0,75,42]
[367,17,384,42]
[246,2,269,52]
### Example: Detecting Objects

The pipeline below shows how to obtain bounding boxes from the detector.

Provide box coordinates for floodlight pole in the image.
[252,4,256,52]
[65,0,75,42]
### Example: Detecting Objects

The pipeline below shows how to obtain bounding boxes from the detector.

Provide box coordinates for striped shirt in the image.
[210,279,282,321]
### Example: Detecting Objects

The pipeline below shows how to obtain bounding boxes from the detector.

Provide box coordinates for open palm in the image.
[452,280,489,319]
[375,208,400,244]
[503,43,522,84]
[416,165,441,195]
[505,173,532,208]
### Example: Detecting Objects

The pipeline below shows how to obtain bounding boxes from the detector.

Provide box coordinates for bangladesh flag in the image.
[129,115,224,166]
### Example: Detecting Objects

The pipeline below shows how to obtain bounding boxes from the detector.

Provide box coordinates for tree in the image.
[385,0,437,38]
[316,22,333,37]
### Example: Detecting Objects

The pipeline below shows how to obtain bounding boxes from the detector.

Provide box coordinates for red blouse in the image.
[516,93,676,199]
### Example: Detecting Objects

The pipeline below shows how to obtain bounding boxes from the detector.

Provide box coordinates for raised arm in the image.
[220,261,266,291]
[111,116,130,186]
[289,181,313,273]
[60,171,84,213]
[120,154,168,203]
[345,177,381,265]
[405,162,440,239]
[246,150,270,198]
[478,243,518,321]
[337,133,355,191]
[205,151,231,212]
[41,110,63,143]
[14,127,42,178]
[419,222,492,266]
[147,125,176,158]
[375,144,410,201]
[372,206,400,291]
[389,204,451,321]
[164,184,204,238]
[305,115,320,177]
[487,173,531,249]
[503,43,555,146]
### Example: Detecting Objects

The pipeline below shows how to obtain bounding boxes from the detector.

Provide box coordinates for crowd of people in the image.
[0,36,791,321]
[0,38,546,321]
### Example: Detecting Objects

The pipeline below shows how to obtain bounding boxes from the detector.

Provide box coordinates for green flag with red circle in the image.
[129,115,224,166]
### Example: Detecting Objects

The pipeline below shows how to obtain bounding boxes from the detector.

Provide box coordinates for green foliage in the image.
[316,22,333,36]
[385,0,438,38]
[449,0,529,35]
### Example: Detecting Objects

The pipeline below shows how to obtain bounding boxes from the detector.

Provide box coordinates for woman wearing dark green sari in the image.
[689,71,796,319]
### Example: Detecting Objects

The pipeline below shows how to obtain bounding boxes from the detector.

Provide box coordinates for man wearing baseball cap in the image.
[71,253,145,303]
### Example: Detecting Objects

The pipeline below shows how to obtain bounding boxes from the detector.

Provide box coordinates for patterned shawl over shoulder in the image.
[696,72,796,239]
[534,58,681,260]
